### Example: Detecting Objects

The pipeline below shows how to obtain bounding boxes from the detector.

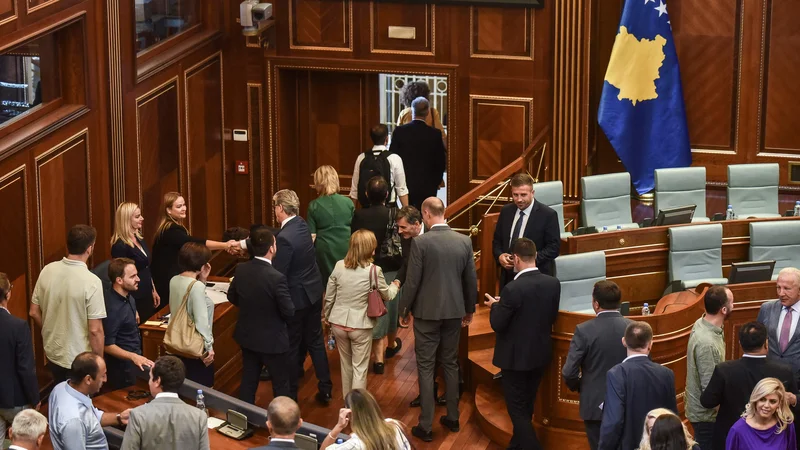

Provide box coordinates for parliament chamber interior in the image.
[1,0,800,449]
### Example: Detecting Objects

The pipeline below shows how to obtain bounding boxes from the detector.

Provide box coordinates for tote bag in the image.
[366,265,388,318]
[163,280,205,358]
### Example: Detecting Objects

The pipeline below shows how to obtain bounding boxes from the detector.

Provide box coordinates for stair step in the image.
[474,383,512,448]
[468,305,495,351]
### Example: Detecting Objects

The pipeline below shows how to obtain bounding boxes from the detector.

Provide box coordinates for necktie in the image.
[511,210,525,243]
[780,307,793,353]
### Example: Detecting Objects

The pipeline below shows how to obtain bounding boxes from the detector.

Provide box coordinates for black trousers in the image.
[584,420,601,450]
[134,293,157,324]
[287,300,332,397]
[47,361,69,384]
[177,356,214,388]
[240,347,293,403]
[691,421,714,450]
[502,367,544,450]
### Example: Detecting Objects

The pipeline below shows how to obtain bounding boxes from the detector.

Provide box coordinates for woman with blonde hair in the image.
[324,230,399,398]
[150,192,237,304]
[637,409,698,450]
[111,202,160,322]
[726,377,796,449]
[308,165,354,282]
[320,389,410,450]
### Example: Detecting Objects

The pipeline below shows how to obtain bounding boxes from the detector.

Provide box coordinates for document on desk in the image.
[206,282,230,305]
[207,417,225,429]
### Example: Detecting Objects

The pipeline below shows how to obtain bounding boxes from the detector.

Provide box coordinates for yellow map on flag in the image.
[604,26,667,106]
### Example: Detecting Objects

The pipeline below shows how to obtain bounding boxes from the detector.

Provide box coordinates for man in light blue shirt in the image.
[48,352,130,450]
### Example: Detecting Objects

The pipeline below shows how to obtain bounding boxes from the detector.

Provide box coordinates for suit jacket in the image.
[121,396,209,450]
[490,270,560,371]
[0,308,39,409]
[700,356,797,450]
[272,216,324,310]
[757,300,800,383]
[399,225,477,321]
[111,237,154,302]
[228,259,295,354]
[388,120,446,206]
[491,200,561,286]
[561,311,631,421]
[598,356,677,450]
[250,440,299,449]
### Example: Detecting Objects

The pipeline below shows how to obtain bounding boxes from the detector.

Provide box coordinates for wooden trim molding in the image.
[106,0,125,206]
[0,0,17,26]
[369,2,435,56]
[288,0,354,52]
[469,6,534,61]
[246,83,264,224]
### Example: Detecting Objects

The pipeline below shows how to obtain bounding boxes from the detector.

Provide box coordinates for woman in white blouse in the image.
[320,389,410,450]
[323,230,399,399]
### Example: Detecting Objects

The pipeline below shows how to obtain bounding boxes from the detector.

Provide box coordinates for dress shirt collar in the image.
[110,288,132,304]
[623,354,649,363]
[9,445,29,450]
[742,354,768,359]
[61,257,87,268]
[255,256,272,265]
[514,267,539,280]
[430,223,448,229]
[596,310,620,316]
[371,145,387,151]
[785,303,800,314]
[65,382,95,410]
[270,438,296,443]
[698,314,724,335]
[155,392,179,399]
[0,305,8,313]
[517,201,535,217]
[281,215,296,228]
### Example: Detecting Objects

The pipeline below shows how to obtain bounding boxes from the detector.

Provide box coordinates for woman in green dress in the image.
[308,165,355,283]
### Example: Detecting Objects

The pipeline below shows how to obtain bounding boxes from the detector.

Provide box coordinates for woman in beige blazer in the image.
[324,229,399,399]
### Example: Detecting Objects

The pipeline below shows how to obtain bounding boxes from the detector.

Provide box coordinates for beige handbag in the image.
[163,280,205,358]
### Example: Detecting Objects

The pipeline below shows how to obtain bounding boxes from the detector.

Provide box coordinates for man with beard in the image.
[685,285,734,450]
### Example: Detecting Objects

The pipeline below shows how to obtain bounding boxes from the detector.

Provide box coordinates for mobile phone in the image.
[205,282,215,287]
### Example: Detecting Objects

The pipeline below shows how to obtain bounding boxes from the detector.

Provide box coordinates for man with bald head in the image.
[399,197,477,442]
[758,267,800,384]
[252,397,302,449]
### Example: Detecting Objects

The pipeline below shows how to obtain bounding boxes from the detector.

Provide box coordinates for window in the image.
[135,0,201,53]
[0,34,60,126]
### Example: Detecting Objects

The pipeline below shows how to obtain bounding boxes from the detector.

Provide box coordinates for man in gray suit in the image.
[399,197,477,442]
[757,267,800,384]
[561,281,630,450]
[121,356,209,450]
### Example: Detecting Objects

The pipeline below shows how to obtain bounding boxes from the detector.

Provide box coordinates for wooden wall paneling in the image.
[247,83,264,225]
[289,0,353,52]
[0,162,31,321]
[106,0,125,205]
[34,128,90,267]
[469,95,533,183]
[133,78,182,235]
[370,2,434,56]
[0,0,16,27]
[184,53,226,240]
[470,6,532,60]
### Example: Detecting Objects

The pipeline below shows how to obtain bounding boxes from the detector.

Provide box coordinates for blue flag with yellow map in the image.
[598,0,691,195]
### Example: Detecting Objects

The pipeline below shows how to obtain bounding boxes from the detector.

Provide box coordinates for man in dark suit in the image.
[399,197,477,442]
[252,397,302,450]
[701,321,798,450]
[228,227,296,402]
[492,173,560,287]
[484,238,560,450]
[561,280,631,450]
[271,189,332,404]
[0,273,39,440]
[598,321,677,450]
[757,267,800,384]
[389,97,446,210]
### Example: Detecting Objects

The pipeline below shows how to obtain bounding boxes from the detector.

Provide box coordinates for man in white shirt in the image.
[350,124,409,208]
[8,408,48,450]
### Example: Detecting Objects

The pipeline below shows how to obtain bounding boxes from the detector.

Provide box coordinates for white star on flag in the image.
[644,0,655,3]
[655,0,668,17]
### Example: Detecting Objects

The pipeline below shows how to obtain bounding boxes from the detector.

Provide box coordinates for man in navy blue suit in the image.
[598,321,677,450]
[270,189,332,404]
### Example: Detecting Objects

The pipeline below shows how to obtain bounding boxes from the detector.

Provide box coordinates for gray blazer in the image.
[561,311,631,421]
[121,396,209,450]
[757,300,800,383]
[399,224,477,320]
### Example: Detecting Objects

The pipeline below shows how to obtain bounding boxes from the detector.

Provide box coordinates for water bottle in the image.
[794,201,800,217]
[196,390,207,416]
[616,225,622,231]
[642,303,651,316]
[726,205,735,220]
[602,226,608,233]
[327,331,336,351]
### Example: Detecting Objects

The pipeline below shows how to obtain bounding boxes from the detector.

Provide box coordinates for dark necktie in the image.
[511,210,525,243]
[781,307,793,353]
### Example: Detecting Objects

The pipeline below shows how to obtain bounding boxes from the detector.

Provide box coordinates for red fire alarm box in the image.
[236,161,249,174]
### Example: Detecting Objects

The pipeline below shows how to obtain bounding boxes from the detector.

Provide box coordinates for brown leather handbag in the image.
[164,280,205,358]
[366,265,387,318]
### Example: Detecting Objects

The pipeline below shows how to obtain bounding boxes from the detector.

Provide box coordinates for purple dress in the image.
[725,417,797,450]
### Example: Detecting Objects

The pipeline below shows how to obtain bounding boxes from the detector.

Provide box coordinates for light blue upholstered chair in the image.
[668,223,727,289]
[533,180,572,239]
[749,221,800,280]
[580,172,639,230]
[727,163,780,218]
[654,167,709,222]
[554,251,606,313]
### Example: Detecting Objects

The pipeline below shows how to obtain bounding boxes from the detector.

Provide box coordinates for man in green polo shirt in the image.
[685,285,733,450]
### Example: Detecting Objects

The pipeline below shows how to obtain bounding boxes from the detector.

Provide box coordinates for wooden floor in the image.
[242,323,504,450]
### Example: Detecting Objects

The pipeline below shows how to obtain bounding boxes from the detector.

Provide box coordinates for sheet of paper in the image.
[207,417,225,429]
[206,282,230,305]
[143,321,163,326]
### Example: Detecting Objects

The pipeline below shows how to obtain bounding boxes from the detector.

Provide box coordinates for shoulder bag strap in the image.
[178,280,199,325]
[369,264,378,290]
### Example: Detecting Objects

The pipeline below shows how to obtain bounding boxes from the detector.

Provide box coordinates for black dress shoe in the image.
[410,395,421,407]
[373,362,385,374]
[436,394,447,406]
[315,392,332,405]
[259,368,271,381]
[439,416,460,432]
[411,425,433,442]
[384,338,402,358]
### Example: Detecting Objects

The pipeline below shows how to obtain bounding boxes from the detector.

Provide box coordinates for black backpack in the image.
[357,150,393,207]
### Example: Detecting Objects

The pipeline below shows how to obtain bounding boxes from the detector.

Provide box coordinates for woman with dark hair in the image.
[396,80,446,144]
[320,389,410,450]
[649,414,699,450]
[167,242,215,386]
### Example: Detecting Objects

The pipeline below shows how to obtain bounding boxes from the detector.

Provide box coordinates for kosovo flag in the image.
[598,0,691,195]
